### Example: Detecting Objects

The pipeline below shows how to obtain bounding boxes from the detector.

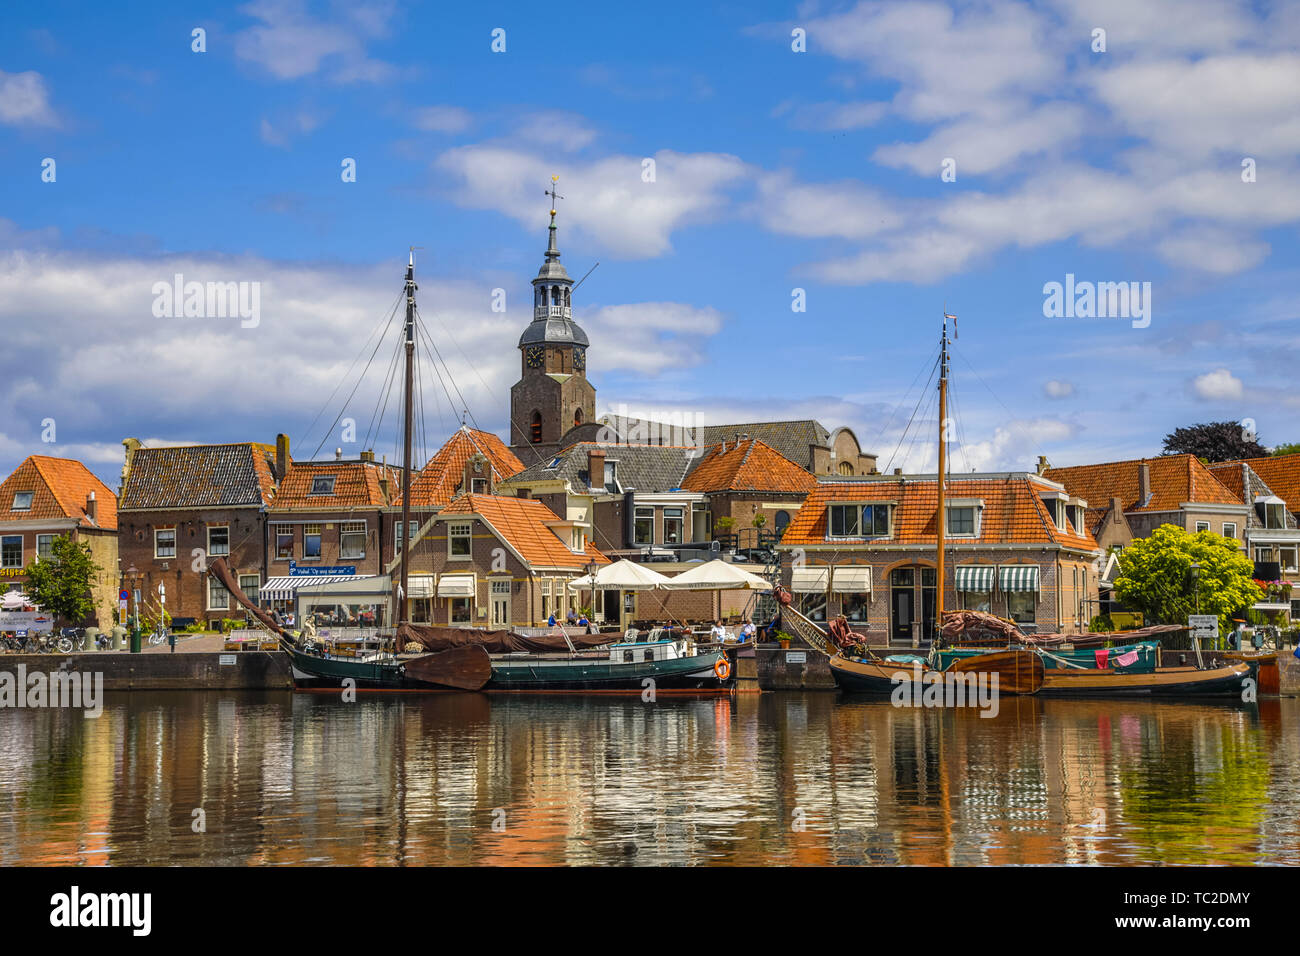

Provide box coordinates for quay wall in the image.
[0,651,294,691]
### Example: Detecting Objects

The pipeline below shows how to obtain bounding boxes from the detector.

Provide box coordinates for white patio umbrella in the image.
[660,558,772,633]
[660,559,771,591]
[569,558,672,590]
[2,590,30,610]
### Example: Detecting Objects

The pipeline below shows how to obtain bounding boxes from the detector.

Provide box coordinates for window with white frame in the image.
[0,535,21,568]
[947,506,977,536]
[1222,522,1237,540]
[207,525,230,556]
[571,528,585,551]
[394,520,419,550]
[274,524,294,560]
[239,574,260,603]
[541,578,552,620]
[208,575,231,611]
[959,586,992,614]
[448,523,472,558]
[449,596,473,624]
[154,528,176,558]
[1281,546,1298,573]
[340,521,366,559]
[36,534,55,561]
[828,503,891,538]
[303,524,322,560]
[309,475,336,496]
[1195,521,1210,533]
[1007,591,1036,625]
[634,506,654,545]
[663,508,683,545]
[603,461,620,493]
[1256,546,1272,563]
[1265,503,1286,529]
[10,491,32,511]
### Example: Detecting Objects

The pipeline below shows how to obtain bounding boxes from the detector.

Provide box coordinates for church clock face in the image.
[525,345,545,368]
[573,347,586,371]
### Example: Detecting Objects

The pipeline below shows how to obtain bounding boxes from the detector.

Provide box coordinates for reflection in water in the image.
[0,692,1295,866]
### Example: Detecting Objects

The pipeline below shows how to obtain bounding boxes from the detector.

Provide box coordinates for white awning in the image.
[790,567,830,593]
[571,558,671,591]
[437,573,476,598]
[408,575,435,599]
[661,559,771,591]
[261,574,369,602]
[832,565,872,593]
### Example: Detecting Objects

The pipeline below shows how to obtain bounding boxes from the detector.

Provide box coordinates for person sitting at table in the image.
[709,620,726,643]
[578,611,590,631]
[739,619,756,643]
[548,612,557,627]
[566,608,578,625]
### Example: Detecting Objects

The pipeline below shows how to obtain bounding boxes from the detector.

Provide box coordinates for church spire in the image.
[545,175,563,262]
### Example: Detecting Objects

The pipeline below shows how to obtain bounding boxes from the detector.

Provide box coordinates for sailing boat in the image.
[824,314,1251,700]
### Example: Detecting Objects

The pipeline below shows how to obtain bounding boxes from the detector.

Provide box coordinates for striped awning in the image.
[954,565,995,592]
[998,565,1040,593]
[832,565,872,593]
[437,573,476,598]
[261,575,367,602]
[790,567,830,593]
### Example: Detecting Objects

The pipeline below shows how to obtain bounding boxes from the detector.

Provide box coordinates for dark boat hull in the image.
[486,649,732,693]
[828,655,924,694]
[288,644,492,691]
[1037,662,1252,698]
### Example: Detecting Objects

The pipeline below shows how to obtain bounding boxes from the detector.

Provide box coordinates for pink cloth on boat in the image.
[1114,649,1139,668]
[1095,648,1109,668]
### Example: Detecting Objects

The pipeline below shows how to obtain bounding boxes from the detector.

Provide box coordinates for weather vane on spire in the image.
[545,174,563,218]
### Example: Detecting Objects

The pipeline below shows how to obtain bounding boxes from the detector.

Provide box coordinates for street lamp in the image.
[126,564,140,642]
[1190,561,1205,647]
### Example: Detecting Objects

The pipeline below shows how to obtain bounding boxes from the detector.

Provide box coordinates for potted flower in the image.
[776,630,793,650]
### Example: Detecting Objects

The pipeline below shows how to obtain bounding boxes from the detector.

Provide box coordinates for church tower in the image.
[509,178,596,453]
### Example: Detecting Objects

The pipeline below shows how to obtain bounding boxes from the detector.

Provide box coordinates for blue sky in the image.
[2,0,1299,487]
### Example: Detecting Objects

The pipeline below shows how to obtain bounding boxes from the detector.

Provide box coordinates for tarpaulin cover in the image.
[397,623,611,653]
[209,558,286,636]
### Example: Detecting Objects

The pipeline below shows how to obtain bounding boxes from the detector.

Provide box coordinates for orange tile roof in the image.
[404,427,525,507]
[441,493,609,569]
[681,439,816,494]
[1205,461,1245,500]
[0,456,118,530]
[269,460,399,510]
[1043,454,1239,513]
[780,475,1098,552]
[1219,453,1300,514]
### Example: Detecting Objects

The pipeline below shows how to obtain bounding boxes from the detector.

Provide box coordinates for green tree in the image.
[1112,524,1261,633]
[1272,442,1300,456]
[22,534,101,626]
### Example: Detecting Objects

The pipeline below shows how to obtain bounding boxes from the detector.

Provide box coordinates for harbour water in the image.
[1,692,1296,866]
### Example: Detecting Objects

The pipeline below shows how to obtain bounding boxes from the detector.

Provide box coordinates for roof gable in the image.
[505,442,700,494]
[270,460,397,510]
[441,493,608,569]
[0,456,118,530]
[405,427,524,508]
[1220,453,1300,515]
[1043,454,1239,513]
[681,439,816,494]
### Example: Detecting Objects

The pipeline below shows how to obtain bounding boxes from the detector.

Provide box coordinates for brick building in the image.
[778,472,1102,644]
[0,455,119,627]
[117,436,285,627]
[401,492,607,628]
[679,437,816,542]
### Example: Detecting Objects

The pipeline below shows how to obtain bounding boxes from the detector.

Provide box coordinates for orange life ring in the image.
[714,657,731,681]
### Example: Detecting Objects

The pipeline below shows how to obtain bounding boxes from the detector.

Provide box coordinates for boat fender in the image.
[714,658,731,681]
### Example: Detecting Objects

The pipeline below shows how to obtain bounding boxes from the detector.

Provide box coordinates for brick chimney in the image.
[276,433,290,481]
[1111,495,1123,516]
[85,490,97,524]
[1138,461,1151,506]
[360,449,375,463]
[1037,455,1050,475]
[587,447,606,491]
[463,453,492,496]
[120,437,142,494]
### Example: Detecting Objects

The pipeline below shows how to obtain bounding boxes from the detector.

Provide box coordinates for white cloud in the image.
[259,110,324,147]
[1191,368,1244,401]
[0,69,59,126]
[1043,380,1075,399]
[581,303,725,375]
[435,146,749,259]
[234,0,397,83]
[1156,228,1270,274]
[412,105,472,134]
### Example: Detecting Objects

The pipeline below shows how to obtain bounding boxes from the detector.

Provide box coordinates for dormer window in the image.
[10,492,32,511]
[603,461,620,493]
[829,503,891,538]
[946,500,983,537]
[309,475,336,496]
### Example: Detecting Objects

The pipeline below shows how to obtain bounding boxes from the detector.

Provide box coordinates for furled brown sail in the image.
[397,623,610,654]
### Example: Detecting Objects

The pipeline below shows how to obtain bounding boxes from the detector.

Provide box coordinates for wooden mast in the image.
[935,313,950,644]
[398,251,416,637]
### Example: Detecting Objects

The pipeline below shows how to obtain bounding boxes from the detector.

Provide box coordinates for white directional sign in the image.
[1188,614,1219,643]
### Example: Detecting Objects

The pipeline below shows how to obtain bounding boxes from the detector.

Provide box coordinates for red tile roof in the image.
[1043,454,1239,513]
[269,460,400,510]
[781,475,1098,552]
[0,456,118,530]
[681,439,816,494]
[441,493,609,569]
[1218,453,1300,514]
[404,427,525,507]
